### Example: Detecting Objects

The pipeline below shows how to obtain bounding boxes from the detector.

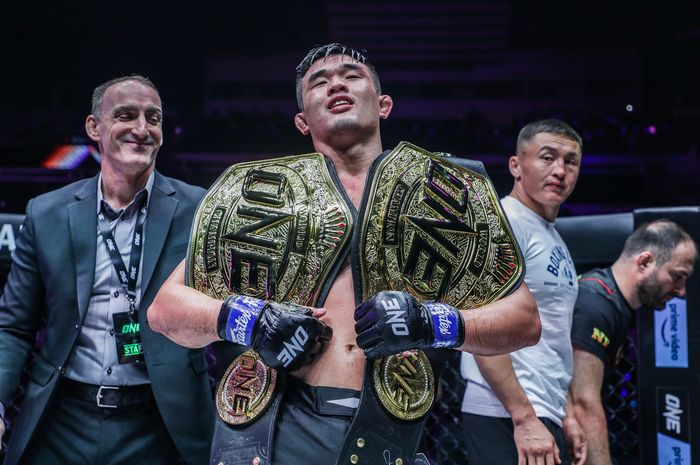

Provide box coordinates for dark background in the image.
[1,0,698,216]
[1,2,697,463]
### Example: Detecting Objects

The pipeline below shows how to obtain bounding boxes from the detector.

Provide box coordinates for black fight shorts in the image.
[272,377,360,465]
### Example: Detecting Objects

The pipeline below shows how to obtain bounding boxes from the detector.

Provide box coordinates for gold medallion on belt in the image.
[360,141,524,421]
[216,351,276,426]
[372,351,434,421]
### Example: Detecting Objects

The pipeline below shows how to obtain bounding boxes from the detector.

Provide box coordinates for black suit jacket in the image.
[0,171,212,465]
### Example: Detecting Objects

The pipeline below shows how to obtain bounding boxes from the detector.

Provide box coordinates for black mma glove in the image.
[217,295,332,372]
[354,290,465,359]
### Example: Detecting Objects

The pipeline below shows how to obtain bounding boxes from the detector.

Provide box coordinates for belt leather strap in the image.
[336,350,453,465]
[210,375,286,465]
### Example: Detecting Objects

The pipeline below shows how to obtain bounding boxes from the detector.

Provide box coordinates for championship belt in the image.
[186,152,353,305]
[337,141,523,465]
[358,140,522,306]
[186,154,353,458]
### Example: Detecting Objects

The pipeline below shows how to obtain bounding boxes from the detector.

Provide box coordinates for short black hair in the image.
[516,119,583,151]
[91,74,159,116]
[295,43,381,111]
[621,219,696,265]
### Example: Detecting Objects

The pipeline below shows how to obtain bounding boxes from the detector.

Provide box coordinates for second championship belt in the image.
[187,154,353,464]
[359,141,522,305]
[339,141,524,465]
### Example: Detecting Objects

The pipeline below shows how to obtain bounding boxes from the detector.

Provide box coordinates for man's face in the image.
[510,132,582,220]
[295,54,390,142]
[86,80,163,176]
[638,241,696,309]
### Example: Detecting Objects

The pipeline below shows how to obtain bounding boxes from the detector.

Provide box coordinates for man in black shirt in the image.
[570,219,696,465]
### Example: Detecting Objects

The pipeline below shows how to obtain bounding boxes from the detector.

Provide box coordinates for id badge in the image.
[113,312,144,364]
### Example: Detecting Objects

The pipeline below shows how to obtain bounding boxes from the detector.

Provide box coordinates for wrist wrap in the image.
[423,302,465,348]
[217,295,266,345]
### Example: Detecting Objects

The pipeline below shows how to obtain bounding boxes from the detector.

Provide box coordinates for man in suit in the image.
[0,75,212,465]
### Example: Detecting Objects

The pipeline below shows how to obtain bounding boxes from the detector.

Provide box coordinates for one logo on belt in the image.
[217,350,277,426]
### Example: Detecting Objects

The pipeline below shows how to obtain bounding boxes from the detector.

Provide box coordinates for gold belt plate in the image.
[359,141,523,308]
[216,351,277,426]
[186,153,353,306]
[372,351,435,421]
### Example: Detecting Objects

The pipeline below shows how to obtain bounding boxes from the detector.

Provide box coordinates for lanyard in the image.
[97,193,147,314]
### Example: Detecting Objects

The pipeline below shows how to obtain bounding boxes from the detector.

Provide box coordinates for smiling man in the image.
[570,219,696,465]
[462,119,587,465]
[149,43,541,465]
[0,76,212,465]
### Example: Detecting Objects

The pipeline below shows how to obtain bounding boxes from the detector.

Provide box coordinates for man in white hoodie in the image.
[461,119,587,465]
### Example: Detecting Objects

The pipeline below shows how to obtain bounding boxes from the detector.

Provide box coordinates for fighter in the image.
[149,43,541,465]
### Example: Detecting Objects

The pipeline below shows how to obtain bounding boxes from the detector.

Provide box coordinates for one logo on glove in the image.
[381,297,409,336]
[276,326,309,368]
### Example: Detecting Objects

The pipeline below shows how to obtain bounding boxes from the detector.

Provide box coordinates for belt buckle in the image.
[96,385,119,408]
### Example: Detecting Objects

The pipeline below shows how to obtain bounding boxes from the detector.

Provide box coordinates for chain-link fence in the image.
[422,332,640,464]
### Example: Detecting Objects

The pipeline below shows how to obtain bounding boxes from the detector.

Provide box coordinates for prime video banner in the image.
[658,433,691,465]
[655,298,688,368]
